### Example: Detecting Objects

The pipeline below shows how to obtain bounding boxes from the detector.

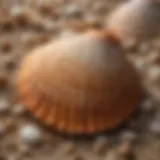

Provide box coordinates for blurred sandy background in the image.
[0,0,159,160]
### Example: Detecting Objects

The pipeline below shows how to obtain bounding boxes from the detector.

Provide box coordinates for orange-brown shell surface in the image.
[17,30,142,135]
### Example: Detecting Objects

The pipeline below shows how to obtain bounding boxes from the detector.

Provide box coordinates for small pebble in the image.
[19,124,43,145]
[62,141,77,155]
[12,104,26,116]
[134,59,146,73]
[10,6,29,26]
[105,150,124,160]
[118,141,135,159]
[138,42,151,54]
[43,21,57,33]
[18,144,32,156]
[150,113,160,136]
[0,98,10,114]
[92,136,109,155]
[147,51,160,65]
[147,66,160,82]
[140,99,154,113]
[11,6,43,29]
[120,130,137,143]
[123,39,138,52]
[59,30,76,39]
[64,4,83,19]
[10,6,23,17]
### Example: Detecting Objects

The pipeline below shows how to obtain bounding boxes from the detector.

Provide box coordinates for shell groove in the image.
[17,30,142,134]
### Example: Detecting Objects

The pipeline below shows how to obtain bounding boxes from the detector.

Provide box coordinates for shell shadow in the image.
[26,103,143,141]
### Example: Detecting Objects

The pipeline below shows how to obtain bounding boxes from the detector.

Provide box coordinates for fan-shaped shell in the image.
[106,0,160,44]
[17,30,142,135]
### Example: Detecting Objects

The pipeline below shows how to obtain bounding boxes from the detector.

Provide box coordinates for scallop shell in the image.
[106,0,160,44]
[17,30,142,135]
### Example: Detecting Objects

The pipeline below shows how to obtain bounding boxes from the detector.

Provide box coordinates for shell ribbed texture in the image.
[17,31,142,134]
